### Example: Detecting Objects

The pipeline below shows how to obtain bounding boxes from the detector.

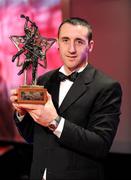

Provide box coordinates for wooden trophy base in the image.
[17,85,47,104]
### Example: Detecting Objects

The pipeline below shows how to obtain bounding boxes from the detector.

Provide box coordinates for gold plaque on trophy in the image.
[17,85,47,104]
[10,14,56,104]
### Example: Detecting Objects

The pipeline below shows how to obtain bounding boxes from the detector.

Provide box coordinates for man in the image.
[10,17,122,180]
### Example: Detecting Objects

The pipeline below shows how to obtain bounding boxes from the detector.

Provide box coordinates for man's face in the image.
[58,23,94,72]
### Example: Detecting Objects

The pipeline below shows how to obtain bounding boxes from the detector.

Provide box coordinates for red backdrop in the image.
[0,0,62,149]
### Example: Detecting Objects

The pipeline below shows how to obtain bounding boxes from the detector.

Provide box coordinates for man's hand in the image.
[10,89,26,116]
[13,92,58,127]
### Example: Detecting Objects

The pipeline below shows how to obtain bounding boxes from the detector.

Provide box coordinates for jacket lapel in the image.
[59,64,96,114]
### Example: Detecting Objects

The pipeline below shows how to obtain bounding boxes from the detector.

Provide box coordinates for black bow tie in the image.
[58,71,79,82]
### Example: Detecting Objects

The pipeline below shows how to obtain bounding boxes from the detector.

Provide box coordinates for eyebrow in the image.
[75,38,85,42]
[61,36,69,39]
[60,36,86,42]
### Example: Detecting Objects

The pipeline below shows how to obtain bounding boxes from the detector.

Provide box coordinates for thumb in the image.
[46,92,54,106]
[46,92,52,102]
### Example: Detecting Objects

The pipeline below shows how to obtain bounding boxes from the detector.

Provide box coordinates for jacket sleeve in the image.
[14,112,34,143]
[59,82,122,159]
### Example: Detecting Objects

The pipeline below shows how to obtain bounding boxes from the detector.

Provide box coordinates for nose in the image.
[68,42,76,53]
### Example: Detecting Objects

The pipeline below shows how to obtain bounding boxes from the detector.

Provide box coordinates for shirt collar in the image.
[59,63,88,75]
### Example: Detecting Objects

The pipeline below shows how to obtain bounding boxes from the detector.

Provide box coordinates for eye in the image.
[77,40,83,44]
[76,39,85,45]
[62,38,69,43]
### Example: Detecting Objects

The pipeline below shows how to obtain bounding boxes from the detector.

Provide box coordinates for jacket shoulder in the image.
[37,68,59,84]
[92,67,122,97]
[94,67,120,86]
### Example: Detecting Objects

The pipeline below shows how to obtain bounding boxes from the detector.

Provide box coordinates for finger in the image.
[12,103,27,115]
[18,103,42,110]
[10,95,18,103]
[10,89,18,96]
[12,103,20,111]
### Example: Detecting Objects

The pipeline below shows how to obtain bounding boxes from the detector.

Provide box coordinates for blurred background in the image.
[0,0,130,179]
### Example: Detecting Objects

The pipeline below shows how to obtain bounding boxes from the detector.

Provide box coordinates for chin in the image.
[67,65,78,71]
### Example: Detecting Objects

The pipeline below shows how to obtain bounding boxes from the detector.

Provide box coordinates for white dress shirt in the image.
[43,66,73,179]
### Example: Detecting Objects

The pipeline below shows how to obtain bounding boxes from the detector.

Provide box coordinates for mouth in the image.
[66,55,77,59]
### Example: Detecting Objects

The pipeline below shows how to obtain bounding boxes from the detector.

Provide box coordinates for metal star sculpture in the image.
[10,14,56,85]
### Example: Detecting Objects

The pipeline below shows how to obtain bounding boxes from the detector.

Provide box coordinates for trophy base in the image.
[17,85,47,104]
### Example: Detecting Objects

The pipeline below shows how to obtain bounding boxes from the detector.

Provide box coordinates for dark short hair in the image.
[58,17,93,42]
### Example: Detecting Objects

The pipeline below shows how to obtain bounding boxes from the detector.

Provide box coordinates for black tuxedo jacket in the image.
[16,64,122,180]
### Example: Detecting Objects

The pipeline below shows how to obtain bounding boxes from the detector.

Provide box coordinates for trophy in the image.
[10,15,56,104]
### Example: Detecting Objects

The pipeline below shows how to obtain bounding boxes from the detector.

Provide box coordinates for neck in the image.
[63,62,88,75]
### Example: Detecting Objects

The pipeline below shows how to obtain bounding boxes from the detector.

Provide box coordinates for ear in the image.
[88,40,94,52]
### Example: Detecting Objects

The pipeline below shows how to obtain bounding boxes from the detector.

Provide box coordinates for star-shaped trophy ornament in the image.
[10,14,56,104]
